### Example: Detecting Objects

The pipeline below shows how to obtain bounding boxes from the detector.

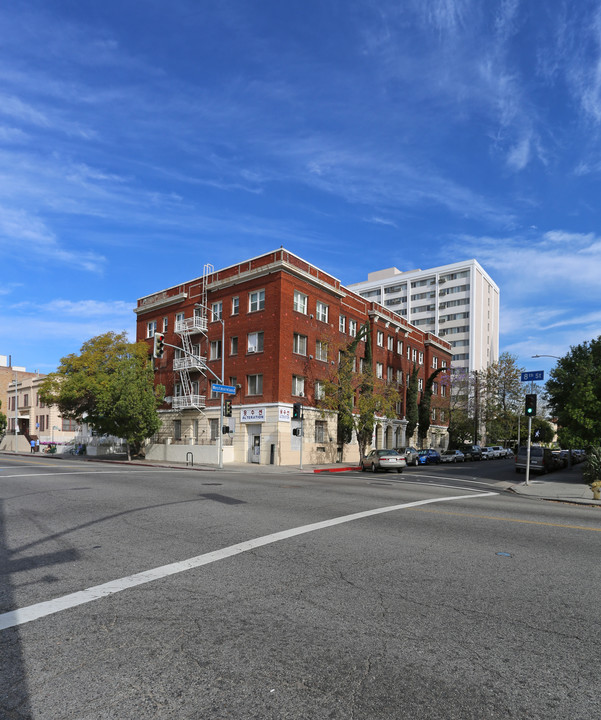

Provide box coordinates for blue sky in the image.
[1,1,601,378]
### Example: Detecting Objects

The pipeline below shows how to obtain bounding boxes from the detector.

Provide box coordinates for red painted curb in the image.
[313,466,360,473]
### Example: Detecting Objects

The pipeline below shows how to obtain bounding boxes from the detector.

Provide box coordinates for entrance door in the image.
[251,434,261,463]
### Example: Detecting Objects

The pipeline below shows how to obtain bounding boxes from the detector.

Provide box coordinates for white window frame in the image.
[433,356,438,369]
[211,301,222,322]
[315,379,325,401]
[418,378,423,391]
[247,374,263,395]
[387,366,393,383]
[419,352,424,365]
[315,340,328,362]
[210,340,222,360]
[387,336,394,351]
[230,336,238,355]
[294,290,308,314]
[249,289,265,313]
[292,375,305,397]
[349,319,357,337]
[315,420,326,443]
[247,331,264,353]
[377,331,384,347]
[397,340,403,354]
[293,333,307,355]
[147,321,157,338]
[376,362,383,379]
[339,315,346,333]
[232,297,239,315]
[162,317,168,332]
[316,301,329,323]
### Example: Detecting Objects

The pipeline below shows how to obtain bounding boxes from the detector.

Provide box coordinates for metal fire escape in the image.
[172,263,214,411]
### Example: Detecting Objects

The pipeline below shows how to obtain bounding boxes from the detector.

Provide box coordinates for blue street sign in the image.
[211,383,237,395]
[521,371,544,382]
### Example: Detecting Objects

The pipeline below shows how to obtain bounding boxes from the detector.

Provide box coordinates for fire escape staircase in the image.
[171,263,214,412]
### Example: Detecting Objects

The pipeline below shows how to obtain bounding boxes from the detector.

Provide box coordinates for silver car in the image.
[441,449,465,463]
[395,446,419,466]
[361,449,407,473]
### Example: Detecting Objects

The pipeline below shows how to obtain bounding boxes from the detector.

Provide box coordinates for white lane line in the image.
[0,491,496,630]
[0,469,187,479]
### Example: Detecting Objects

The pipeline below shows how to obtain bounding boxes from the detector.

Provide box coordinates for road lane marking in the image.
[410,507,601,531]
[0,469,188,479]
[0,491,496,630]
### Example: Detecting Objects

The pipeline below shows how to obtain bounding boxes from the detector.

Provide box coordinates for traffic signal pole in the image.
[525,415,532,486]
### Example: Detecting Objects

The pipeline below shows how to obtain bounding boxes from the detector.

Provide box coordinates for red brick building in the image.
[135,249,452,465]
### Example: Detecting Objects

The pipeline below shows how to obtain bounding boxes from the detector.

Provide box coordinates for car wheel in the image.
[397,468,402,473]
[371,463,377,473]
[361,463,366,472]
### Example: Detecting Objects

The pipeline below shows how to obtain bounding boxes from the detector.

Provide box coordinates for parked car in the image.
[417,449,442,465]
[486,446,501,459]
[491,445,511,458]
[396,446,420,466]
[515,446,555,474]
[441,449,465,463]
[480,447,493,460]
[462,445,483,461]
[361,449,407,473]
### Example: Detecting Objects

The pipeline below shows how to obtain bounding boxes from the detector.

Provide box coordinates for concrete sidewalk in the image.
[508,463,601,507]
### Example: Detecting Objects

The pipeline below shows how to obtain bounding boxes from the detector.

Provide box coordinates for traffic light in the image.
[224,400,232,417]
[525,394,537,417]
[292,402,302,419]
[153,332,165,359]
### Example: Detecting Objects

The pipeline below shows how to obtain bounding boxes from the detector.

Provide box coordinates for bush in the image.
[582,446,601,486]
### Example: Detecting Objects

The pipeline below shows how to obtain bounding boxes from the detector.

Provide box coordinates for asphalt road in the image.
[1,455,599,719]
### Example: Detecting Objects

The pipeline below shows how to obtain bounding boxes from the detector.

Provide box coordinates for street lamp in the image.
[531,354,560,359]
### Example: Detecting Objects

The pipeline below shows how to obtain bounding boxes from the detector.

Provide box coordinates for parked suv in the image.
[515,446,555,474]
[462,445,483,461]
[396,446,419,466]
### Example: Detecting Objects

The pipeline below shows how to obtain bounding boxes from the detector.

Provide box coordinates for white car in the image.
[441,449,465,463]
[361,449,407,473]
[481,447,493,460]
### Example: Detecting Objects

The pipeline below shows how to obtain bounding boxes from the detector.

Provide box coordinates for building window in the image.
[387,367,393,383]
[433,356,438,369]
[230,336,238,355]
[360,358,365,373]
[431,408,437,421]
[174,420,182,441]
[377,331,384,347]
[249,289,265,312]
[247,374,263,395]
[407,346,411,359]
[211,302,222,322]
[339,315,346,333]
[174,382,182,397]
[418,378,423,391]
[441,384,447,397]
[23,394,29,407]
[315,340,328,362]
[163,317,168,332]
[397,369,403,385]
[316,301,328,323]
[432,382,438,395]
[147,321,157,338]
[210,340,222,360]
[397,340,403,354]
[247,331,264,353]
[419,352,424,365]
[294,291,308,314]
[293,333,307,355]
[349,320,357,337]
[175,312,185,329]
[412,349,417,362]
[232,297,239,315]
[440,410,446,422]
[376,362,383,379]
[209,419,219,441]
[292,375,305,396]
[315,420,326,443]
[387,336,394,351]
[315,379,325,401]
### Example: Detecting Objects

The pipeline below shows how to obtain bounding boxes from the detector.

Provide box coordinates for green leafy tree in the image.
[404,364,419,443]
[445,368,478,447]
[546,337,601,448]
[483,352,524,443]
[417,367,446,447]
[321,323,399,462]
[39,332,164,460]
[0,399,6,435]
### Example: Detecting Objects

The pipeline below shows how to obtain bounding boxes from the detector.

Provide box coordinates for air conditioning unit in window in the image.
[248,346,256,353]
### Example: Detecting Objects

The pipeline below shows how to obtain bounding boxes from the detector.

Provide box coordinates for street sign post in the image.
[211,383,237,395]
[521,371,544,382]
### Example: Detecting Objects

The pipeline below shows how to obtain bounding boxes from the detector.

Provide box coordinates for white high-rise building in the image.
[348,259,499,373]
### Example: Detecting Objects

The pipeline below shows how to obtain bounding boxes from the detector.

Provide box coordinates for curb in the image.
[313,466,360,474]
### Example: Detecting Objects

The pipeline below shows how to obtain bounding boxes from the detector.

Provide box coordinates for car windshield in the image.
[378,450,399,456]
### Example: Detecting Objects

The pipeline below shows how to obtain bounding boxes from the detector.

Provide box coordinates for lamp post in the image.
[13,370,18,453]
[531,354,560,360]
